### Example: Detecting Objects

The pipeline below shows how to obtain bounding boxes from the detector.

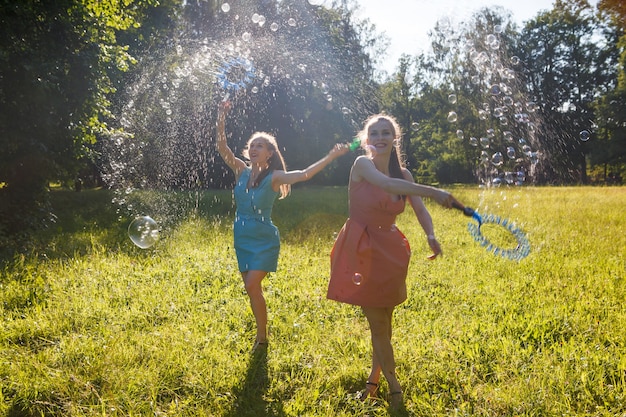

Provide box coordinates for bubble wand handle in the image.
[452,201,483,225]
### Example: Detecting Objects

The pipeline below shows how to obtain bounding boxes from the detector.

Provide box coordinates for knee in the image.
[370,325,392,340]
[244,278,262,295]
[369,320,392,338]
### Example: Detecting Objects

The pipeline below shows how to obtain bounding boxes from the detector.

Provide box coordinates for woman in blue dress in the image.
[217,101,348,351]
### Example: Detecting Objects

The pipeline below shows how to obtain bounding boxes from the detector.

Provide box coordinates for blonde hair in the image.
[242,132,290,199]
[357,113,405,179]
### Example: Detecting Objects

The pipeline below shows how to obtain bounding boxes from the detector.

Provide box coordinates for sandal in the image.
[251,340,268,353]
[358,381,379,400]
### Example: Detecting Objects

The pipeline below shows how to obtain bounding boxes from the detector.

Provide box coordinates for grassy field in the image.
[1,186,625,416]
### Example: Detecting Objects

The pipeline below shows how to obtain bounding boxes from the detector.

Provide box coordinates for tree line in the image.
[1,0,625,249]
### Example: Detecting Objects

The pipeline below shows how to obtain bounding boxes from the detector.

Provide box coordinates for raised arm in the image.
[272,143,349,187]
[216,102,246,175]
[351,156,459,208]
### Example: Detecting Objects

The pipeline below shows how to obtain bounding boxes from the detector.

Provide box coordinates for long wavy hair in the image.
[356,113,406,180]
[242,132,290,199]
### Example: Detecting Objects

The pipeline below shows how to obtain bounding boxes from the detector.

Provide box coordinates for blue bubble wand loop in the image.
[216,56,255,101]
[452,201,530,261]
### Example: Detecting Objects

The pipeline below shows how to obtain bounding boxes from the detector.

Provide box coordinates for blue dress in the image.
[233,167,280,272]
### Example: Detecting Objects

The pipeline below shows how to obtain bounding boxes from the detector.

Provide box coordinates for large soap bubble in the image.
[128,216,160,249]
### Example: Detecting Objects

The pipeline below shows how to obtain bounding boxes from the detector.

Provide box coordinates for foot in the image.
[251,339,268,353]
[358,381,379,400]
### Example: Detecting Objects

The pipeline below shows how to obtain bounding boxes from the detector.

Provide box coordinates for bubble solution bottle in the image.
[349,137,361,151]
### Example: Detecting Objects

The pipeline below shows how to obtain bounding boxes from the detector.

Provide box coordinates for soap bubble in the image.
[448,93,457,104]
[221,3,230,13]
[352,272,363,286]
[579,130,591,141]
[411,122,420,131]
[447,111,458,123]
[128,216,160,249]
[506,146,516,159]
[491,151,504,166]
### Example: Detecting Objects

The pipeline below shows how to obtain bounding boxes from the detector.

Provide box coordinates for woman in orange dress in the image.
[327,113,462,409]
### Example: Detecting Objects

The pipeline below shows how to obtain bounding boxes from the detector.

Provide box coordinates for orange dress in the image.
[327,179,411,307]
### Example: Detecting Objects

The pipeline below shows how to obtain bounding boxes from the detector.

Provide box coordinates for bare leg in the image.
[241,270,268,343]
[359,322,385,399]
[359,357,382,399]
[362,306,403,407]
[365,306,392,384]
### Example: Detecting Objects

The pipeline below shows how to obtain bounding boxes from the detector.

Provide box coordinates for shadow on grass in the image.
[223,346,285,417]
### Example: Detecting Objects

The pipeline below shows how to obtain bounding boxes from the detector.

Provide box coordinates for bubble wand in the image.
[215,56,255,101]
[451,201,530,261]
[452,201,483,225]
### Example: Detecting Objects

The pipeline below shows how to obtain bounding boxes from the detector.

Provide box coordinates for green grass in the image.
[1,186,625,416]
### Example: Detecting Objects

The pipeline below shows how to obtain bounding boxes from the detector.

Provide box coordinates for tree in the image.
[514,0,610,183]
[593,0,626,183]
[0,0,163,249]
[408,7,527,185]
[599,0,626,28]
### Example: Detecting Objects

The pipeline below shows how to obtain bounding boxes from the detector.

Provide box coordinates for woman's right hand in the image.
[431,189,458,209]
[329,143,350,158]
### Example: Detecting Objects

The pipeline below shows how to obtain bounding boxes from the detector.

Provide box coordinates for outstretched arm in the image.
[351,156,460,208]
[216,101,246,176]
[272,143,349,187]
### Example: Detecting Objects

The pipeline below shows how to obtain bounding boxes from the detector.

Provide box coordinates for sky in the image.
[352,0,599,74]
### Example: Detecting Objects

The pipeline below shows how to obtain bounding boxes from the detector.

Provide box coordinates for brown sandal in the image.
[358,381,379,400]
